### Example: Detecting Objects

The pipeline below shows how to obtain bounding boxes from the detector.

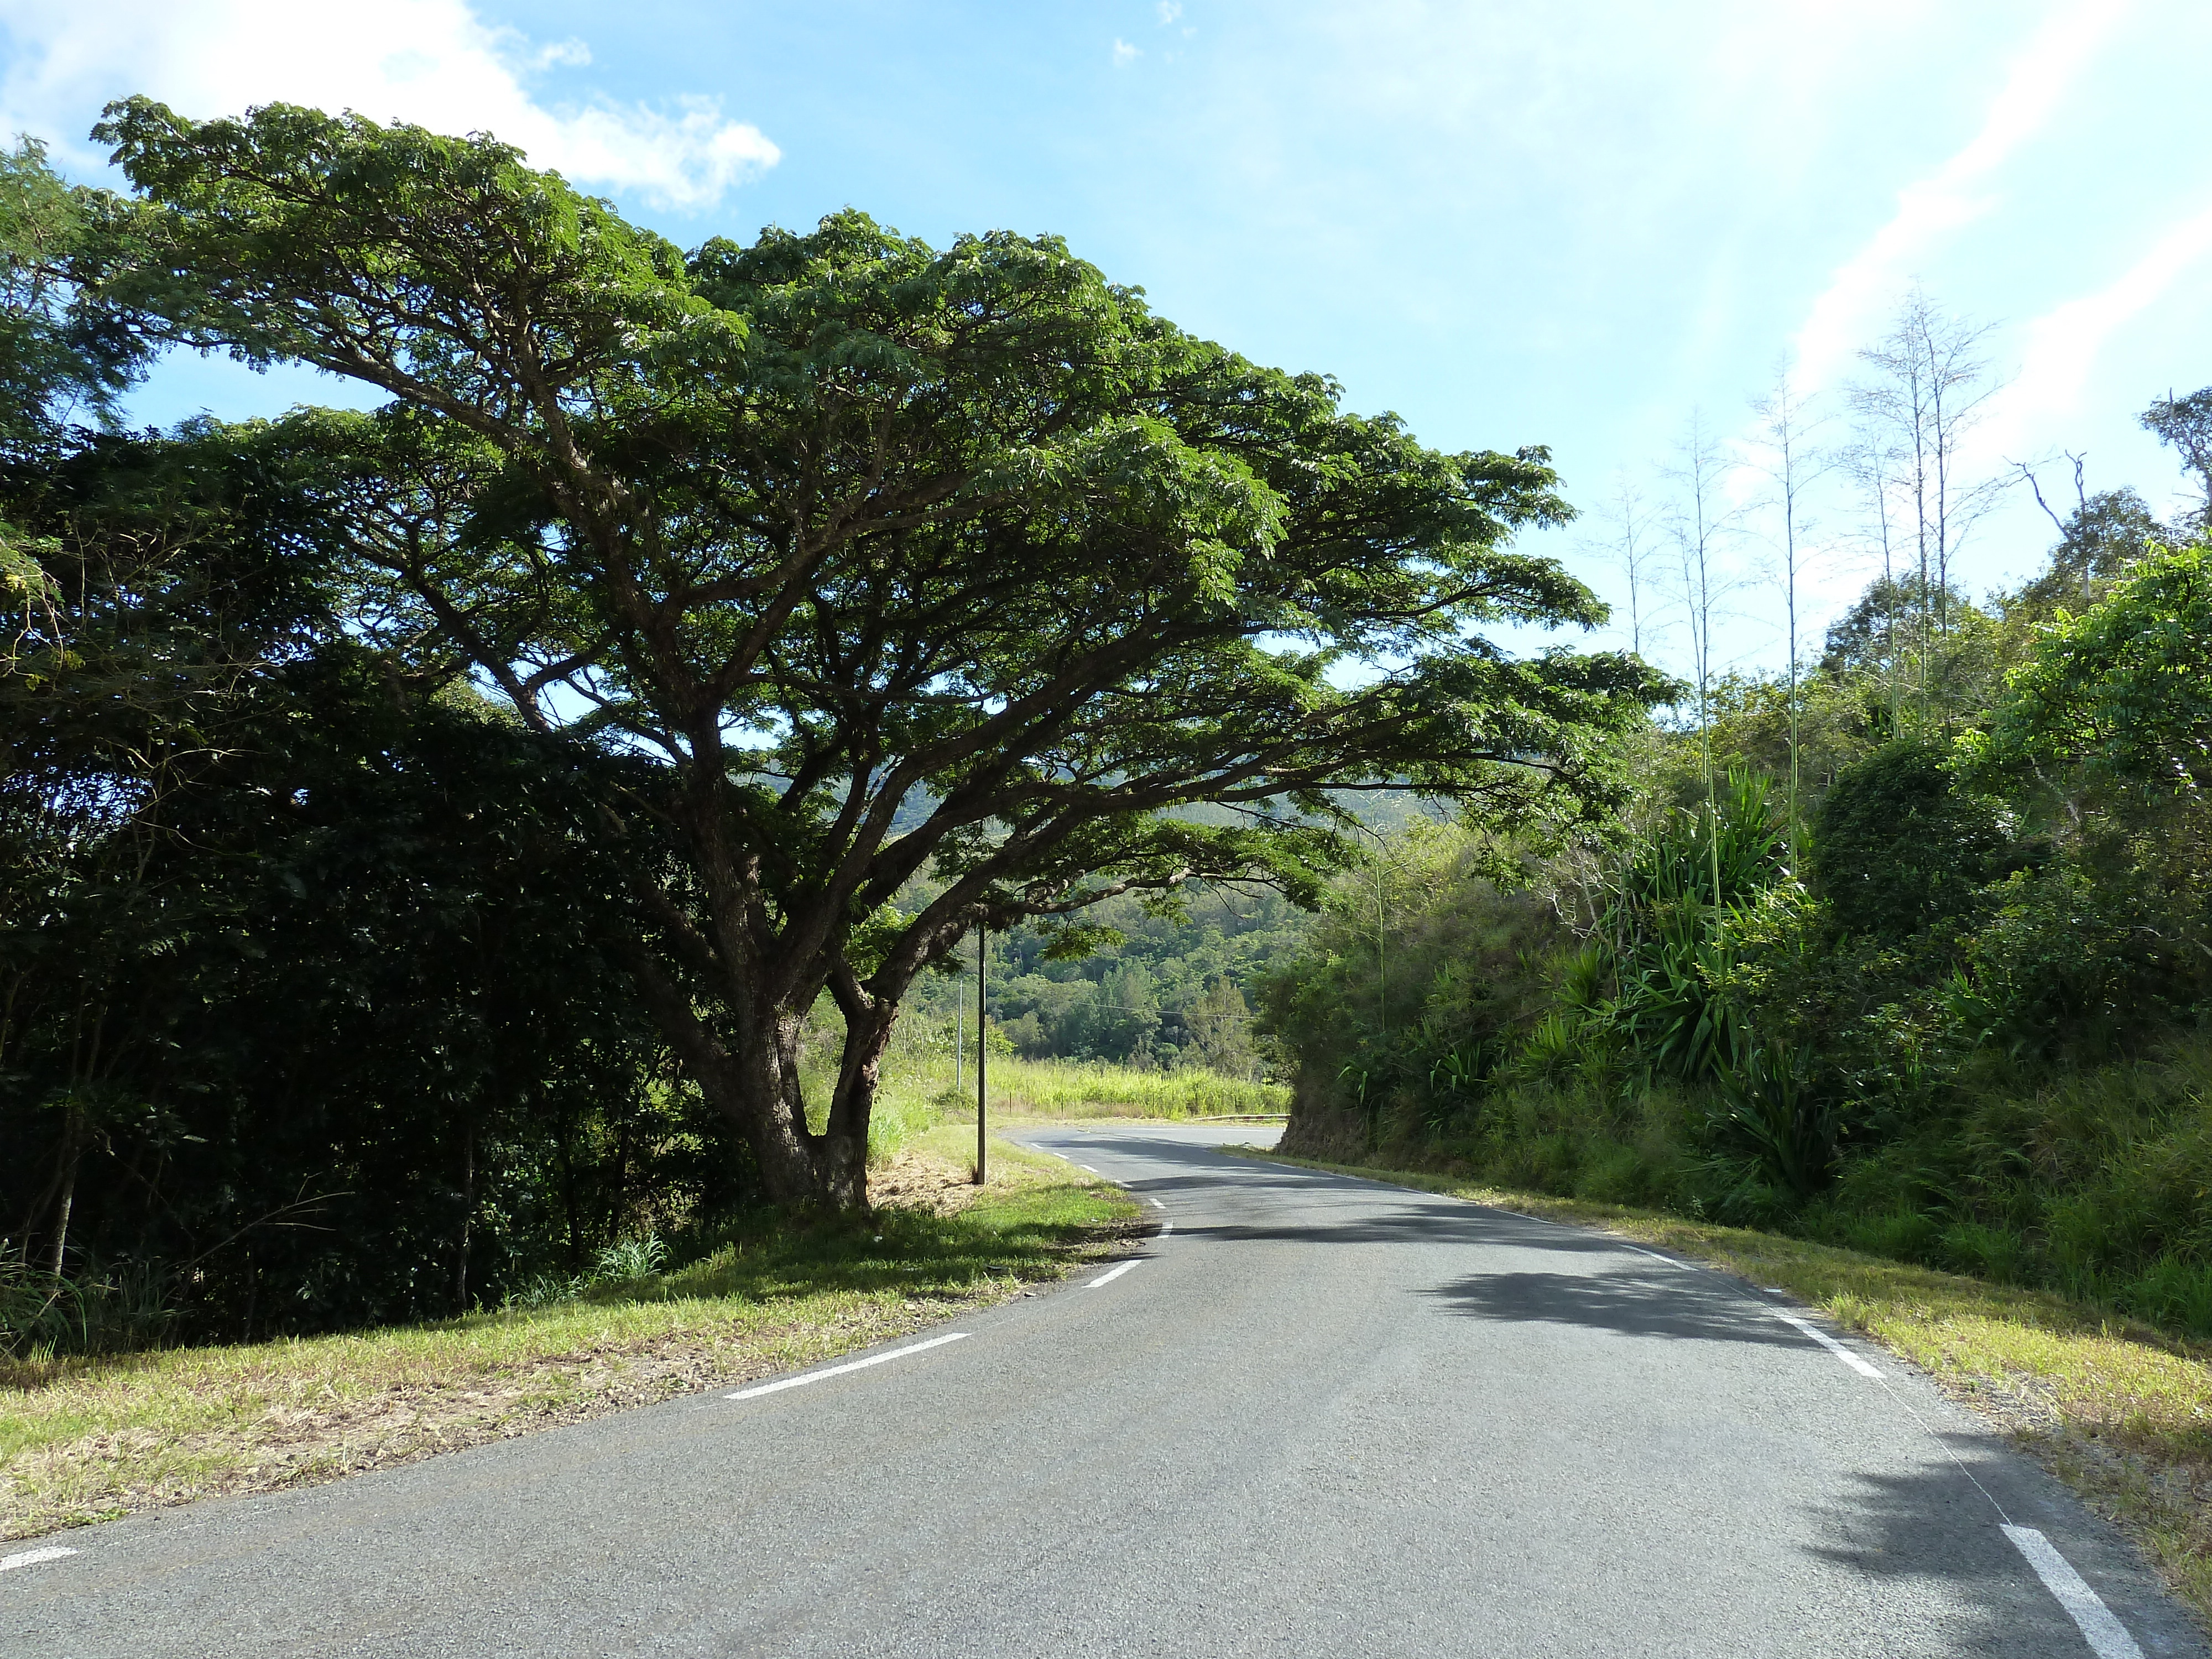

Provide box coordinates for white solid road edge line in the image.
[1772,1311,1885,1379]
[2004,1525,2146,1659]
[1087,1259,1143,1288]
[0,1546,78,1572]
[724,1332,969,1400]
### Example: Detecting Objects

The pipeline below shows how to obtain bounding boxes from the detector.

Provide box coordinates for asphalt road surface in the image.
[9,1123,2205,1657]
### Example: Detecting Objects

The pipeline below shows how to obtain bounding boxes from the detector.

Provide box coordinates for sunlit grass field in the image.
[852,1051,1286,1159]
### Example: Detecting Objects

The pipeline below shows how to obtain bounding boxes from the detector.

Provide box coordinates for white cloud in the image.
[1970,195,2212,466]
[1112,39,1141,67]
[0,0,778,210]
[1786,0,2128,396]
[1156,2,1183,24]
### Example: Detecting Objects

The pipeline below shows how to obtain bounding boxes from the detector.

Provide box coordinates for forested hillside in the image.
[1266,392,2212,1337]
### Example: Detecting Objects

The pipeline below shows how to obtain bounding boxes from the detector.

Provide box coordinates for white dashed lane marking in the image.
[2004,1526,2145,1658]
[1772,1311,1885,1379]
[724,1333,969,1401]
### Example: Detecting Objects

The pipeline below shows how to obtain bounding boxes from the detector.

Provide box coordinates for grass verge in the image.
[945,1055,1288,1119]
[1240,1146,2212,1630]
[0,1129,1139,1543]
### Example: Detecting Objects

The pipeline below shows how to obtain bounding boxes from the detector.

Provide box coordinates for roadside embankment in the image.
[1,1130,1138,1543]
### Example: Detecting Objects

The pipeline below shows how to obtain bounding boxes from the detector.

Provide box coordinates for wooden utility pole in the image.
[974,927,988,1185]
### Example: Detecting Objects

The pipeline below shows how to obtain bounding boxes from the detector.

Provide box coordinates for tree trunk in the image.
[48,1115,81,1278]
[453,1124,475,1314]
[617,943,895,1213]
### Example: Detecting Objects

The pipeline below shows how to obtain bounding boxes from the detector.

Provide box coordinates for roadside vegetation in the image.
[7,82,2212,1593]
[1244,1146,2212,1627]
[0,1130,1139,1542]
[1263,374,2212,1349]
[0,114,1610,1363]
[3,114,1632,1352]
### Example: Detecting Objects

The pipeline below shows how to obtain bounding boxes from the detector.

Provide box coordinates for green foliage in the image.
[1707,1041,1842,1207]
[1603,769,1791,1085]
[0,138,143,447]
[1977,540,2212,791]
[593,1234,670,1284]
[1267,471,2212,1344]
[943,884,1296,1073]
[1812,738,2008,941]
[1256,818,1566,1138]
[0,419,727,1342]
[0,1259,91,1358]
[80,97,1669,1208]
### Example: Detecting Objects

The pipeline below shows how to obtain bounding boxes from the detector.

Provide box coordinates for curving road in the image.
[7,1123,2204,1657]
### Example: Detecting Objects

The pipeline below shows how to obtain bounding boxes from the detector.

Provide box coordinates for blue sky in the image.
[4,0,2208,681]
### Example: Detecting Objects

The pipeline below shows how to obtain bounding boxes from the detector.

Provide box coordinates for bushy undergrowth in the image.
[1303,1032,2212,1338]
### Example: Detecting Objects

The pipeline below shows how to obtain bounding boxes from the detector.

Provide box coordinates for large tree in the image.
[86,98,1665,1209]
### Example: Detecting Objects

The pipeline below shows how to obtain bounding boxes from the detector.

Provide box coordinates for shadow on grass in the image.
[620,1183,1143,1311]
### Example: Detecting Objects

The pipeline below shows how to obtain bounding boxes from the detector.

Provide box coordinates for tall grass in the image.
[977,1055,1287,1118]
[806,1051,1287,1161]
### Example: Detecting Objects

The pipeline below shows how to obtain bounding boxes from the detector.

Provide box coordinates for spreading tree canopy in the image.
[86,98,1666,1208]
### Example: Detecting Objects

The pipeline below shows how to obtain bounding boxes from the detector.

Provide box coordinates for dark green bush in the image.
[1811,738,2007,941]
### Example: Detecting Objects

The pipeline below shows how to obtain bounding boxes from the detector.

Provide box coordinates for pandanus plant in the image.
[1601,769,1788,1085]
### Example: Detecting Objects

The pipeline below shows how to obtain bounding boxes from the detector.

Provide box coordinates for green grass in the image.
[0,1131,1139,1542]
[799,1052,1284,1165]
[931,1053,1287,1119]
[1241,1145,2212,1631]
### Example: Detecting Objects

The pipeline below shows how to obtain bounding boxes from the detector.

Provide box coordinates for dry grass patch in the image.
[1241,1147,2212,1630]
[1,1131,1138,1542]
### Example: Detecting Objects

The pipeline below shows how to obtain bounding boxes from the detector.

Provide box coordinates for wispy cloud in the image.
[1787,0,2128,397]
[0,0,779,210]
[1971,194,2212,467]
[1156,2,1183,24]
[1112,38,1141,67]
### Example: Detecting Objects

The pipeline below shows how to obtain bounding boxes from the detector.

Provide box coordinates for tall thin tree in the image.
[1668,411,1738,914]
[1749,371,1833,871]
[1593,471,1662,658]
[1851,289,2003,723]
[1847,439,1907,733]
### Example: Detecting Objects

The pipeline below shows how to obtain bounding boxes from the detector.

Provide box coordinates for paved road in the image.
[8,1124,2204,1657]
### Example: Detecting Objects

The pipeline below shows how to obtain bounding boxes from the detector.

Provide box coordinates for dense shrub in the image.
[1811,738,2007,941]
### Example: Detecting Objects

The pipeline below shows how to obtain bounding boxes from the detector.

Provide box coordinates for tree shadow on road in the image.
[1788,1453,2186,1658]
[1420,1267,1811,1349]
